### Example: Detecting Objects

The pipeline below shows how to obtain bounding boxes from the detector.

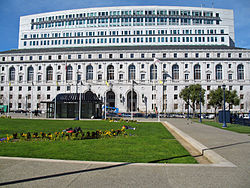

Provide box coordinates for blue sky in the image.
[0,0,249,51]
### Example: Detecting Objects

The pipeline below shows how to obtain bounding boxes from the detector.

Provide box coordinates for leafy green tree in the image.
[179,84,205,117]
[208,88,223,117]
[208,88,240,116]
[226,90,240,111]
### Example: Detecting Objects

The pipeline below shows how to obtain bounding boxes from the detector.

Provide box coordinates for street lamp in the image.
[199,90,202,123]
[222,84,227,128]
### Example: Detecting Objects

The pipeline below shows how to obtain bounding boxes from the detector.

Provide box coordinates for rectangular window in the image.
[174,94,178,100]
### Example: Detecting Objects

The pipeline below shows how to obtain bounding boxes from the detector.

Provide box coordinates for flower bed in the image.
[0,127,126,143]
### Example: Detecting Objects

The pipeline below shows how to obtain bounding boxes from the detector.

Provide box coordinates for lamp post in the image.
[187,95,189,120]
[222,84,227,128]
[199,90,202,123]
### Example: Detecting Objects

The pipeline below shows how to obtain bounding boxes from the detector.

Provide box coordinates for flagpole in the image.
[104,95,106,120]
[8,82,10,117]
[54,95,56,119]
[130,79,133,120]
[30,82,33,119]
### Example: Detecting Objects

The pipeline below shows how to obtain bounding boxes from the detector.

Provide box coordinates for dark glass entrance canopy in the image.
[46,91,102,119]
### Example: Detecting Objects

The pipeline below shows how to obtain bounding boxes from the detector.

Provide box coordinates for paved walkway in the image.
[0,119,249,188]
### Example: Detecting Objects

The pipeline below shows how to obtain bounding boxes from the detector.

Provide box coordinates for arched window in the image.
[172,64,179,80]
[27,66,34,82]
[66,65,73,81]
[86,65,93,80]
[237,64,244,80]
[215,64,222,80]
[150,64,157,80]
[107,65,114,80]
[128,64,136,81]
[9,67,15,81]
[46,66,53,81]
[194,64,201,80]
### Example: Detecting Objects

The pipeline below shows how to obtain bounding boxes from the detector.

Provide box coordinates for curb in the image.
[163,121,237,167]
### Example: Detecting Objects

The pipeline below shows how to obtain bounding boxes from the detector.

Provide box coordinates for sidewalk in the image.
[0,118,249,188]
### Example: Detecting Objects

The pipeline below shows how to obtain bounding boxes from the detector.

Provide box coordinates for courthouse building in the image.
[0,6,249,116]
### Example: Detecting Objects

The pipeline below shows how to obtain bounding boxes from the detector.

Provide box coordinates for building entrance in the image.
[127,91,137,112]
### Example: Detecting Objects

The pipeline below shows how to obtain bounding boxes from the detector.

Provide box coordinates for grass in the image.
[0,119,197,164]
[195,119,250,134]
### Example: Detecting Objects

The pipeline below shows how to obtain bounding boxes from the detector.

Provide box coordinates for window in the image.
[39,56,42,60]
[185,64,188,69]
[239,53,242,58]
[194,64,201,80]
[185,53,188,58]
[217,53,220,58]
[47,95,50,100]
[57,74,62,81]
[174,104,178,109]
[118,74,123,81]
[9,67,15,81]
[140,74,145,80]
[150,64,157,80]
[141,64,145,69]
[46,66,53,81]
[185,74,189,80]
[27,66,34,82]
[207,64,210,69]
[195,53,199,58]
[19,86,22,91]
[98,54,102,59]
[229,86,232,91]
[28,86,31,91]
[130,54,134,58]
[206,53,210,58]
[174,86,178,91]
[128,64,136,81]
[98,74,102,81]
[109,54,113,58]
[67,86,71,91]
[215,64,222,80]
[88,54,92,59]
[228,64,232,69]
[237,64,244,80]
[120,54,123,58]
[152,86,156,91]
[174,53,177,58]
[47,86,51,91]
[37,94,41,99]
[37,86,41,91]
[207,86,211,90]
[68,55,71,59]
[107,65,114,80]
[78,55,81,59]
[141,53,145,58]
[29,56,33,60]
[228,74,232,81]
[86,65,93,80]
[206,74,211,81]
[172,64,179,80]
[48,55,52,60]
[66,65,73,81]
[152,53,155,58]
[240,104,244,110]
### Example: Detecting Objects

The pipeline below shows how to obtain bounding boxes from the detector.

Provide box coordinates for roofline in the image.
[0,45,248,55]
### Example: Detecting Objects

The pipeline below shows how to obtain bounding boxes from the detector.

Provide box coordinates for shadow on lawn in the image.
[0,162,130,186]
[149,141,250,163]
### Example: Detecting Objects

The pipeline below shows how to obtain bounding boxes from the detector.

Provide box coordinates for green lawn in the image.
[0,119,197,164]
[195,119,250,134]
